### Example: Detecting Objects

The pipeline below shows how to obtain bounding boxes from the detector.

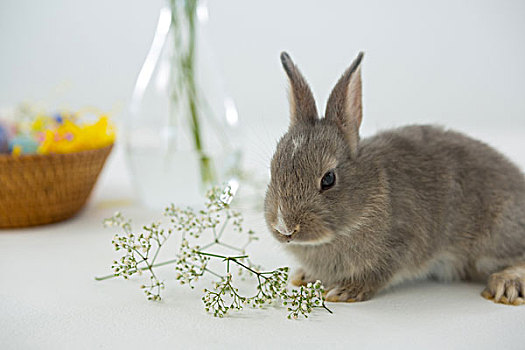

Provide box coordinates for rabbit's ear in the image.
[280,52,319,126]
[325,52,364,159]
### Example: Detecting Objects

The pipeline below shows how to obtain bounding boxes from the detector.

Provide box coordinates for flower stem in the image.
[321,303,333,314]
[195,251,248,260]
[94,258,179,281]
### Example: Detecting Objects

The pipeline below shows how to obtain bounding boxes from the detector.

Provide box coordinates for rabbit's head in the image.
[264,51,368,245]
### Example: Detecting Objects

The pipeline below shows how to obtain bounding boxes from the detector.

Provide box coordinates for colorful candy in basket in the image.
[0,106,116,228]
[0,108,115,155]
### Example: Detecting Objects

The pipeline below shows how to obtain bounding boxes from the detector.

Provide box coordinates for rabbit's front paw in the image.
[482,264,525,306]
[290,267,316,287]
[325,284,375,303]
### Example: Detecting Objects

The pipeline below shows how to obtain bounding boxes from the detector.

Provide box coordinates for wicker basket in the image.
[0,144,113,228]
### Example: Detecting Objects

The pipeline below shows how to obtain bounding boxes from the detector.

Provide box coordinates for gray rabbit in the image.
[264,51,525,305]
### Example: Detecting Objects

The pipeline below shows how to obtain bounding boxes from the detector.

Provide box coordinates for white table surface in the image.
[2,134,525,350]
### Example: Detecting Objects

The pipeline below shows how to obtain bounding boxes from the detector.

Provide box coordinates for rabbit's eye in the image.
[321,170,336,190]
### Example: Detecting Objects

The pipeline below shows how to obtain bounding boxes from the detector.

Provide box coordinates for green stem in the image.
[184,0,214,185]
[216,218,229,240]
[320,303,333,314]
[94,258,179,281]
[168,0,214,185]
[198,241,217,251]
[195,251,248,260]
[133,249,160,283]
[168,0,180,157]
[202,267,222,279]
[230,259,270,279]
[151,235,166,265]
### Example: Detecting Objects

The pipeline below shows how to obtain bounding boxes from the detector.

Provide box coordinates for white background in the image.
[1,0,524,168]
[1,1,525,349]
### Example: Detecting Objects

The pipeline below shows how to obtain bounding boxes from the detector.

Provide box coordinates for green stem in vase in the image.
[170,0,215,186]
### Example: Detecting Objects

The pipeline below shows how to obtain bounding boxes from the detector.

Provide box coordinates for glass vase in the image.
[126,0,242,209]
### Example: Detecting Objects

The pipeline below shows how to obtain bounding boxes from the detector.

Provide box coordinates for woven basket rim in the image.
[0,143,114,162]
[0,143,114,228]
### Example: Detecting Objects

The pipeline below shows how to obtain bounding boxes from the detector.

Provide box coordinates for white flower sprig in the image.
[96,186,332,319]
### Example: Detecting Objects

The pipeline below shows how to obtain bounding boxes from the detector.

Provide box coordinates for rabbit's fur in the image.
[264,52,525,305]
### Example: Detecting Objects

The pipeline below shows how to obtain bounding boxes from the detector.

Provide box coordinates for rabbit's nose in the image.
[273,225,300,243]
[275,225,293,236]
[274,207,294,236]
